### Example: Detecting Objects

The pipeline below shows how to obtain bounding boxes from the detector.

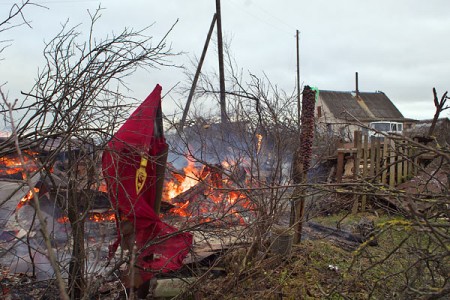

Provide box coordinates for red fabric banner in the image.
[102,84,192,281]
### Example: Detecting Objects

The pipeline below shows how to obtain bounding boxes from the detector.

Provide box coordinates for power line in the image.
[0,0,100,5]
[250,2,297,32]
[225,0,294,36]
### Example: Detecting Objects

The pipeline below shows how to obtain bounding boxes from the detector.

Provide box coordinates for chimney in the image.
[355,72,359,98]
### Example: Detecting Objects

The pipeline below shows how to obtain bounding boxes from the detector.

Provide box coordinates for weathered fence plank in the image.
[361,134,369,211]
[370,138,376,179]
[375,139,381,183]
[402,141,408,182]
[382,140,388,184]
[389,139,396,188]
[338,132,416,213]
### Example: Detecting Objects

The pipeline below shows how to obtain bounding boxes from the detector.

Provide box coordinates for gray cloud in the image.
[1,0,449,121]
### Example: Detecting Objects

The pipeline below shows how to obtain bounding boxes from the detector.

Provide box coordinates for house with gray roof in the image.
[315,89,408,140]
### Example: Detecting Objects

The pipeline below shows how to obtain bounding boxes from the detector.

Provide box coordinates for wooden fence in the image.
[334,131,421,212]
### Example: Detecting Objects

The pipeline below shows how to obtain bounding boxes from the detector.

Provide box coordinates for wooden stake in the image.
[180,14,217,129]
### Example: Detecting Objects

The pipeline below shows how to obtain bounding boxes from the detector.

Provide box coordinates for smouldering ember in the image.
[57,216,69,224]
[57,210,117,224]
[97,182,108,193]
[88,210,116,222]
[0,151,39,177]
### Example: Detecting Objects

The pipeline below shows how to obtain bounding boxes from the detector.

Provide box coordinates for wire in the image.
[225,0,296,36]
[0,0,100,5]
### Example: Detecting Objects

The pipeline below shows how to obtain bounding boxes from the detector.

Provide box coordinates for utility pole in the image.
[216,0,227,123]
[296,30,301,127]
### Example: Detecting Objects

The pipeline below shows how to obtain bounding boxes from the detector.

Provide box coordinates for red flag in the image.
[102,84,192,281]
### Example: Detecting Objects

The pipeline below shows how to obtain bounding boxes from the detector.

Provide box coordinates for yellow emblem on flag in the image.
[136,156,148,194]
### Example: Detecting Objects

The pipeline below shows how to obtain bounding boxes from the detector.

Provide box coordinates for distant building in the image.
[405,117,450,146]
[315,89,412,141]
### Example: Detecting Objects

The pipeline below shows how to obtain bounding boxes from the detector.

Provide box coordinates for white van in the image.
[365,121,403,140]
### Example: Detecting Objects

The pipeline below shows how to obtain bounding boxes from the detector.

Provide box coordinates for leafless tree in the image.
[0,1,44,56]
[1,7,178,299]
[428,87,449,137]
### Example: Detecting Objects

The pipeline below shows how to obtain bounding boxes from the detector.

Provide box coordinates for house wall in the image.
[315,96,367,141]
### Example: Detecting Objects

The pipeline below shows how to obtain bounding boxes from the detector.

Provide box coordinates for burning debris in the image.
[0,130,257,285]
[15,187,39,211]
[0,89,295,300]
[0,143,119,281]
[0,151,39,179]
[162,158,254,227]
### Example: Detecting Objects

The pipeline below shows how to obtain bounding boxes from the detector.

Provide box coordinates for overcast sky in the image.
[1,0,449,121]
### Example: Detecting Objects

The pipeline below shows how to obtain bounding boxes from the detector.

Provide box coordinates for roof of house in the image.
[319,90,404,122]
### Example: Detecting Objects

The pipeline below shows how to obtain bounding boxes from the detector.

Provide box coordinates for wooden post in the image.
[352,131,362,213]
[215,0,227,123]
[354,131,362,179]
[413,138,419,176]
[351,190,359,214]
[296,30,301,128]
[370,138,376,179]
[291,86,316,244]
[361,134,369,211]
[362,134,369,177]
[336,151,344,183]
[180,14,217,129]
[396,141,402,184]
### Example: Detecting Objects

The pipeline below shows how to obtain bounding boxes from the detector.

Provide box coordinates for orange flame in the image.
[16,187,40,210]
[169,200,191,217]
[163,157,253,225]
[163,158,202,201]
